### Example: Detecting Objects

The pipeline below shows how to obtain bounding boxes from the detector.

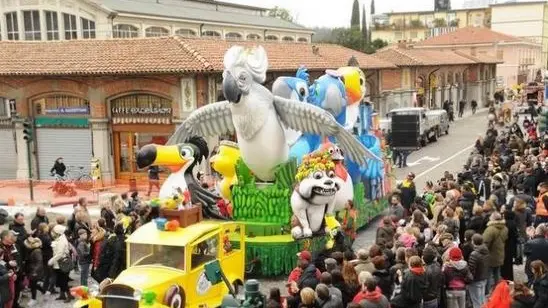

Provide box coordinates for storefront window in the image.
[133,133,169,171]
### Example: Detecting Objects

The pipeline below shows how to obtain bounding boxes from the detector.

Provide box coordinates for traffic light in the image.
[23,121,33,142]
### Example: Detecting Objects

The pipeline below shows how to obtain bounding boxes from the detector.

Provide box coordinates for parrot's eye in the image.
[180,146,194,159]
[299,87,306,97]
[360,77,364,86]
[329,148,334,154]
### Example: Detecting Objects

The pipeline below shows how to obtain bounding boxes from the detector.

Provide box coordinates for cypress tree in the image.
[371,0,375,15]
[362,4,368,44]
[351,0,360,29]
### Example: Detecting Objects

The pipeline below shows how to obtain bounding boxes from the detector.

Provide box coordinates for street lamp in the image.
[22,120,34,201]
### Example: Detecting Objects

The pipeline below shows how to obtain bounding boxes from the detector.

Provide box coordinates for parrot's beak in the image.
[223,72,242,104]
[136,144,189,172]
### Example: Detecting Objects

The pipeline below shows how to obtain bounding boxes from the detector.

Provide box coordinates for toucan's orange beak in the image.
[136,144,189,172]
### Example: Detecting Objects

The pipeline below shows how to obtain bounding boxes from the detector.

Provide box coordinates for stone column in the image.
[89,119,113,182]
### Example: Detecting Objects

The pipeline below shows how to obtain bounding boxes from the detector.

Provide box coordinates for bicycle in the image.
[66,165,93,190]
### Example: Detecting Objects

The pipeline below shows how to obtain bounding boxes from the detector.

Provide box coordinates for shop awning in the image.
[34,117,89,128]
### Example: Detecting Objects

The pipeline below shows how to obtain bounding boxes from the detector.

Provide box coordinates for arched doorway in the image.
[109,93,175,180]
[415,76,426,107]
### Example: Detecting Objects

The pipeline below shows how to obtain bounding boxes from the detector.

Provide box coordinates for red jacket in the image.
[287,267,321,295]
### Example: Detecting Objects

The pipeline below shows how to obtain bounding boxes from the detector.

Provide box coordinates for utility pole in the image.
[22,120,34,201]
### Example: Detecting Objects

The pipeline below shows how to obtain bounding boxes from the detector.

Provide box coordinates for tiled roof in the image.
[100,0,310,31]
[0,36,396,76]
[374,47,477,66]
[176,37,397,71]
[453,51,503,64]
[0,37,210,76]
[415,26,522,46]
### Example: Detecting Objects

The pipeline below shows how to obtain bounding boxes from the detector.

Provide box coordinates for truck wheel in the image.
[164,285,185,308]
[431,130,439,142]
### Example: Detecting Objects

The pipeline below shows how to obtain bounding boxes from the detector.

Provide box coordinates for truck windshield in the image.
[129,243,185,270]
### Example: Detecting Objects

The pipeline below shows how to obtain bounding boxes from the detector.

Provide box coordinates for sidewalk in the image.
[0,180,159,207]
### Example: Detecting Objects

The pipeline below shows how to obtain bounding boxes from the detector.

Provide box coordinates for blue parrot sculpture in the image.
[289,71,348,163]
[347,103,385,199]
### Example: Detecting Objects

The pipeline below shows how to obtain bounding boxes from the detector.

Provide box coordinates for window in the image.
[225,32,242,40]
[129,243,185,269]
[23,10,40,40]
[63,13,77,40]
[297,37,308,43]
[282,36,294,42]
[497,49,504,60]
[410,31,418,39]
[394,31,403,40]
[202,30,220,37]
[113,24,139,38]
[246,33,261,40]
[45,11,59,40]
[145,26,168,37]
[191,236,218,269]
[265,35,278,41]
[81,18,95,39]
[175,29,196,37]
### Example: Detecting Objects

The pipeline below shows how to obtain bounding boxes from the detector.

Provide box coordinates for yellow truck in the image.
[74,220,245,308]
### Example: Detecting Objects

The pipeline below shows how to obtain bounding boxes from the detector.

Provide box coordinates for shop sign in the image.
[45,107,89,115]
[111,107,172,115]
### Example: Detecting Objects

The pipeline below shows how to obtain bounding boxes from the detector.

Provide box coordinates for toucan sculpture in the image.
[136,136,226,220]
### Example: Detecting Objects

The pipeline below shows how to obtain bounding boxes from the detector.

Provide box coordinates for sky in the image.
[222,0,542,28]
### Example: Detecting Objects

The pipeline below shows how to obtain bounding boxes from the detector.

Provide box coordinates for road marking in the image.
[407,156,440,167]
[415,144,475,180]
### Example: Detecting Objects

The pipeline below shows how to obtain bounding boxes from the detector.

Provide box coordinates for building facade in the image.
[0,36,395,182]
[371,7,490,43]
[0,0,314,43]
[490,1,548,68]
[374,45,499,115]
[413,27,543,88]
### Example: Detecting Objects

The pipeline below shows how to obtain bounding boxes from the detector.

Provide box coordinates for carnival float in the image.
[135,45,393,277]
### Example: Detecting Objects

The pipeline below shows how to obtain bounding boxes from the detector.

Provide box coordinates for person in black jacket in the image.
[502,210,519,281]
[468,205,487,234]
[0,262,11,308]
[524,225,548,285]
[30,207,49,232]
[371,256,393,299]
[511,282,535,308]
[95,224,126,282]
[398,173,417,215]
[467,234,489,308]
[35,223,54,293]
[391,256,427,308]
[530,260,548,308]
[422,247,442,308]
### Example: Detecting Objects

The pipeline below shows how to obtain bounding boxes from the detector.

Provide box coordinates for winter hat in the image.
[52,224,66,236]
[24,237,42,249]
[449,247,463,261]
[297,250,312,262]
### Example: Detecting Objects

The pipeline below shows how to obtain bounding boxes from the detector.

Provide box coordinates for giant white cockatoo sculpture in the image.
[167,46,380,181]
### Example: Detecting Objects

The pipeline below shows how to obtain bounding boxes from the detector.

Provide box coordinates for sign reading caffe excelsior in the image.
[111,106,172,115]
